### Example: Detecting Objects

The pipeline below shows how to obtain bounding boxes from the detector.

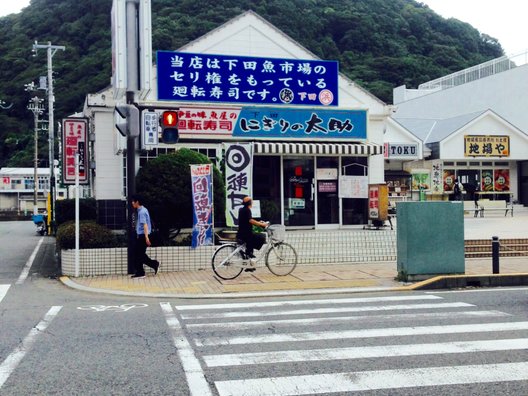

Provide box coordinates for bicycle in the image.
[212,224,298,280]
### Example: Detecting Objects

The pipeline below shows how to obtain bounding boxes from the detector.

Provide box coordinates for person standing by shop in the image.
[453,178,463,201]
[131,194,160,279]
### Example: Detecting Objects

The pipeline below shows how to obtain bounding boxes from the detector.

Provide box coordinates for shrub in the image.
[55,198,97,226]
[136,148,225,241]
[56,221,118,250]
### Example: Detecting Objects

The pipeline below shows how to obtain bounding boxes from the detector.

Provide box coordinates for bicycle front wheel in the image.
[212,244,243,280]
[265,242,297,276]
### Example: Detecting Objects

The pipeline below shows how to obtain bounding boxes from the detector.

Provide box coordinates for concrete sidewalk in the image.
[61,257,528,298]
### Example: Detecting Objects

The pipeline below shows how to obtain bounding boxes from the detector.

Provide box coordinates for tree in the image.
[135,148,225,242]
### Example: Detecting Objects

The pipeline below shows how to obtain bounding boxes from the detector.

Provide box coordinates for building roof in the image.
[0,168,50,176]
[393,110,487,143]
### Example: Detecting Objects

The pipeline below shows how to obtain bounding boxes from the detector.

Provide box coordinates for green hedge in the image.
[55,198,97,226]
[56,221,118,250]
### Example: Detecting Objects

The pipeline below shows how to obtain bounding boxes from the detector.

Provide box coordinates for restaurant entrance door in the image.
[283,157,314,227]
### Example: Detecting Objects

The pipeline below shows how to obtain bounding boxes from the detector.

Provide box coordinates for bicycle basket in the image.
[268,225,285,242]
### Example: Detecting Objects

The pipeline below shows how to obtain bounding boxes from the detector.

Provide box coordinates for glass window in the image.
[341,156,368,225]
[253,156,281,223]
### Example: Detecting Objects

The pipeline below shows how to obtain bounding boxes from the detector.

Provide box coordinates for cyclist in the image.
[237,196,268,270]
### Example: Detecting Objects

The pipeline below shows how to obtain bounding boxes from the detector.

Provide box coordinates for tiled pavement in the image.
[62,257,528,298]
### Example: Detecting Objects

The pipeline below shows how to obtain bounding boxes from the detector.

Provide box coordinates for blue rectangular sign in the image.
[232,107,367,139]
[157,51,339,106]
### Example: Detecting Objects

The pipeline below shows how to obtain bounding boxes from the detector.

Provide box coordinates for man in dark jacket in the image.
[237,196,268,265]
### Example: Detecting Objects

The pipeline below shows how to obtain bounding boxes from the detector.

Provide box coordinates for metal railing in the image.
[418,50,528,91]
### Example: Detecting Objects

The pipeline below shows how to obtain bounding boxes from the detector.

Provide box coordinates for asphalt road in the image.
[1,221,527,395]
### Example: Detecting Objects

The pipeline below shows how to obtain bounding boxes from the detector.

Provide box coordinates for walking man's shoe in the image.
[131,274,146,279]
[154,260,160,275]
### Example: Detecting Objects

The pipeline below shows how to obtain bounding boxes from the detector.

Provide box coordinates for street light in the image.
[32,40,65,235]
[27,96,45,215]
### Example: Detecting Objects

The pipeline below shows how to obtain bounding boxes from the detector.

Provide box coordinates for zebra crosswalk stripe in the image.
[195,321,528,346]
[186,310,510,331]
[0,285,10,304]
[180,302,474,320]
[175,295,443,311]
[214,362,528,396]
[204,337,528,367]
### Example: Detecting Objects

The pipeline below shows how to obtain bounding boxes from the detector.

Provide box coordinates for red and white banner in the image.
[178,107,241,137]
[62,118,89,184]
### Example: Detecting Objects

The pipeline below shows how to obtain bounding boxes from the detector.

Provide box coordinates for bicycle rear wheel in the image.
[265,242,297,276]
[212,244,243,280]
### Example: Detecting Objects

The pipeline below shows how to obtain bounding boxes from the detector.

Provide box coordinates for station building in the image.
[387,54,528,204]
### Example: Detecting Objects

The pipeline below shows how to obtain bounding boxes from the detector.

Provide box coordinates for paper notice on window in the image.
[339,176,368,198]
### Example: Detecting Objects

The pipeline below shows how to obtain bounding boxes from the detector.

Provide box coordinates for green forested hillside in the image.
[0,0,503,167]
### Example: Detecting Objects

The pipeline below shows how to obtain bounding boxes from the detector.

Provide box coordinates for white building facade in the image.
[84,11,391,229]
[390,54,528,204]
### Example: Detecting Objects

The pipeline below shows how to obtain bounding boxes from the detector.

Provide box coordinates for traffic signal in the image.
[160,110,179,144]
[114,104,139,137]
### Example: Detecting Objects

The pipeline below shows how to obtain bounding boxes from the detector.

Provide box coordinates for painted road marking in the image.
[175,295,443,311]
[77,303,148,312]
[185,310,511,331]
[0,285,10,304]
[0,306,62,389]
[15,237,44,285]
[195,320,528,346]
[159,302,212,396]
[214,362,528,396]
[181,302,474,320]
[204,337,528,367]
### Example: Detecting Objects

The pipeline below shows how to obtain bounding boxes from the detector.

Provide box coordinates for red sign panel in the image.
[62,118,89,184]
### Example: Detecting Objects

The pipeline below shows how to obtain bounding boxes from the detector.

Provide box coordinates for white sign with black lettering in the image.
[387,143,418,158]
[142,111,159,149]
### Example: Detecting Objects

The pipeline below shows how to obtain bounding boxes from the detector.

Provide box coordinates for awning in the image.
[253,142,383,156]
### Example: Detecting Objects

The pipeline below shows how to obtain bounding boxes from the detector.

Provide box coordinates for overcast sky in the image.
[0,0,526,55]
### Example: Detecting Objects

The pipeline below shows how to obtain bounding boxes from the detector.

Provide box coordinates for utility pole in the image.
[32,41,65,235]
[27,96,45,215]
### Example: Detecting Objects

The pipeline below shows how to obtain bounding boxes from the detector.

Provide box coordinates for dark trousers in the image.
[240,233,266,256]
[134,234,157,275]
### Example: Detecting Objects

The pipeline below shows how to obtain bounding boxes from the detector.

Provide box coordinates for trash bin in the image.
[397,201,465,281]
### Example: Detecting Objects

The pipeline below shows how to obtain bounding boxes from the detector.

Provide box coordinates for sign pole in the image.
[75,151,80,277]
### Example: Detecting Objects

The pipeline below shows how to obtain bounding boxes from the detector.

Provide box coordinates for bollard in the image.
[492,236,500,274]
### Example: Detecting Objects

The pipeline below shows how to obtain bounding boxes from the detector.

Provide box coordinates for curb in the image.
[403,273,528,290]
[60,274,528,298]
[59,276,400,299]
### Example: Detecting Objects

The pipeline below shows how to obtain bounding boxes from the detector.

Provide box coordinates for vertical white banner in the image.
[224,143,253,227]
[431,160,443,194]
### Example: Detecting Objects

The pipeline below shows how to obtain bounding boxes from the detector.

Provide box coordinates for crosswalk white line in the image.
[195,320,528,346]
[0,306,62,389]
[214,362,528,396]
[204,337,528,367]
[0,285,10,304]
[175,295,443,311]
[16,237,44,285]
[186,310,510,331]
[181,302,474,320]
[159,302,213,396]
